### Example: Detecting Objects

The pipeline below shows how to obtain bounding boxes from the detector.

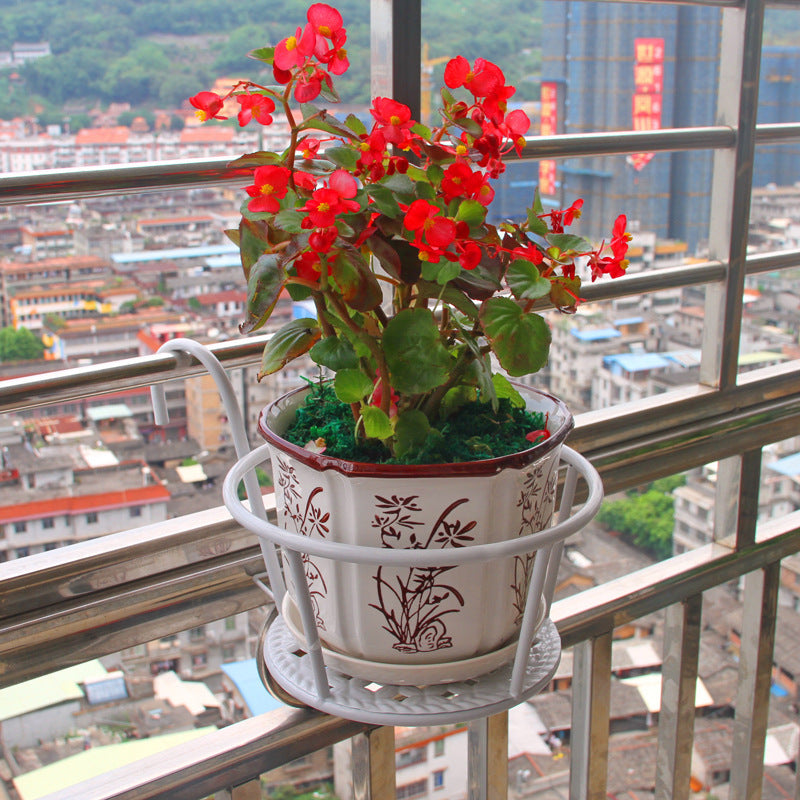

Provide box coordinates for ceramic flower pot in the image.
[258,384,573,681]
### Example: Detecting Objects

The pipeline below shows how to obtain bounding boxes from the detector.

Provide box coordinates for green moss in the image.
[283,383,546,465]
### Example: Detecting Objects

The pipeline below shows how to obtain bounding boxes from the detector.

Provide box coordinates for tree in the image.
[597,476,686,560]
[0,327,45,362]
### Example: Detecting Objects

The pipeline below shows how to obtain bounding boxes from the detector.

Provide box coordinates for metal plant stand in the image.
[151,339,603,726]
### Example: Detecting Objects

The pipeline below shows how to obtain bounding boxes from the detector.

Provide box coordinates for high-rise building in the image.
[540,3,722,252]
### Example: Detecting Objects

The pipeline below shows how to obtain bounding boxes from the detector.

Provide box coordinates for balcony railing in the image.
[1,0,800,797]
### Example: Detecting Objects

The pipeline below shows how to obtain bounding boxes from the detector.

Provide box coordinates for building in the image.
[0,451,170,561]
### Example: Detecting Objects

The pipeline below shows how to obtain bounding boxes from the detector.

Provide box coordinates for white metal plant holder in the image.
[151,340,603,726]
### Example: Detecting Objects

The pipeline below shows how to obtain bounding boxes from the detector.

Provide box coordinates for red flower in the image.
[244,165,290,213]
[456,241,482,270]
[370,97,415,145]
[236,92,276,126]
[309,226,338,253]
[294,250,331,282]
[293,64,332,103]
[300,169,360,228]
[307,3,344,39]
[403,199,457,249]
[274,24,316,71]
[189,92,225,122]
[444,56,505,99]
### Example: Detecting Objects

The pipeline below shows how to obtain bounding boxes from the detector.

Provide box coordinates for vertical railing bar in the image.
[654,595,703,800]
[352,728,397,800]
[370,0,421,119]
[700,0,765,390]
[569,631,613,800]
[229,780,261,800]
[467,713,508,800]
[736,448,762,549]
[729,562,780,800]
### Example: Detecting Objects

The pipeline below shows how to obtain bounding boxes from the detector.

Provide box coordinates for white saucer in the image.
[280,593,548,686]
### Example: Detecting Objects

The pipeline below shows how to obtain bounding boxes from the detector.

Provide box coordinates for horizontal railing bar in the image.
[7,122,798,207]
[553,510,800,647]
[0,253,790,416]
[0,335,270,414]
[745,248,800,274]
[40,708,370,800]
[4,122,796,209]
[0,157,246,206]
[522,126,735,160]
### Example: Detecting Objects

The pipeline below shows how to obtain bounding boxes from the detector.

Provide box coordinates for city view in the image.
[0,0,799,798]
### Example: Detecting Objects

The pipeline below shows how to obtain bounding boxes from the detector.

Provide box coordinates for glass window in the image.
[14,522,27,533]
[86,512,98,524]
[433,770,445,790]
[434,738,445,757]
[42,517,55,529]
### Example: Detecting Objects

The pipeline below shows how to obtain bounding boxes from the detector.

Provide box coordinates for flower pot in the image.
[258,384,573,683]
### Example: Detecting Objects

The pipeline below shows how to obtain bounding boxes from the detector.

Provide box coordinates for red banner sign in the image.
[629,38,664,172]
[539,81,558,196]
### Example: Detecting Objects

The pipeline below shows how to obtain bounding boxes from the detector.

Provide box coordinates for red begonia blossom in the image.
[300,169,360,228]
[370,98,416,145]
[236,92,276,126]
[244,165,291,213]
[403,199,457,250]
[274,24,316,71]
[444,56,505,99]
[189,92,226,122]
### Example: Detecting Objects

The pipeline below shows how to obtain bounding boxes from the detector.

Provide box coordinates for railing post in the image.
[729,563,780,800]
[352,727,397,800]
[569,631,612,800]
[468,712,508,800]
[655,595,702,800]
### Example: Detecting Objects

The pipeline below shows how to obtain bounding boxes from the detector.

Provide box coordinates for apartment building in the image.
[0,453,170,561]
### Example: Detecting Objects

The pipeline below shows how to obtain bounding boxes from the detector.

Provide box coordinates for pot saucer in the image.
[281,593,547,686]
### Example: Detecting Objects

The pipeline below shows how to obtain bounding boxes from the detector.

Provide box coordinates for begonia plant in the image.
[190,3,630,460]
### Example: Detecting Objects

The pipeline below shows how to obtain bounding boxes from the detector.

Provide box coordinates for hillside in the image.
[0,0,542,122]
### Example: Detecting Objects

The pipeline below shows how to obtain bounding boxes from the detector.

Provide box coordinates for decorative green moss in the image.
[283,382,547,465]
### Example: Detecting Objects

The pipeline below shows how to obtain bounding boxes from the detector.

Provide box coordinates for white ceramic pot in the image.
[259,384,573,676]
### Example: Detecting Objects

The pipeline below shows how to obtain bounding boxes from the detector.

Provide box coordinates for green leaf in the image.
[440,385,477,419]
[325,146,360,171]
[550,276,583,309]
[506,259,552,300]
[405,165,428,182]
[393,409,431,459]
[479,297,551,377]
[310,335,359,371]
[273,209,305,234]
[416,280,480,320]
[258,318,321,378]
[361,406,393,440]
[491,373,525,407]
[334,369,373,403]
[241,252,285,333]
[532,187,544,215]
[247,46,275,63]
[331,250,383,312]
[228,150,283,170]
[298,106,355,139]
[413,181,436,201]
[426,164,444,185]
[237,218,269,280]
[526,211,550,237]
[368,185,402,218]
[547,233,593,253]
[383,308,452,394]
[381,173,416,196]
[455,198,486,227]
[412,122,432,139]
[421,259,461,286]
[345,114,367,136]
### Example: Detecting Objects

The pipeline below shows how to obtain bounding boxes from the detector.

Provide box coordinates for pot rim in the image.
[258,382,574,478]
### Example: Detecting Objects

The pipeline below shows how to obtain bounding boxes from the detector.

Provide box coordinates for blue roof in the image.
[614,317,644,326]
[570,328,622,342]
[767,452,800,478]
[111,244,238,264]
[604,353,671,372]
[220,659,286,716]
[205,255,241,269]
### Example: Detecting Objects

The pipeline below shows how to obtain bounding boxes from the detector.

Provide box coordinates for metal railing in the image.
[1,0,800,796]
